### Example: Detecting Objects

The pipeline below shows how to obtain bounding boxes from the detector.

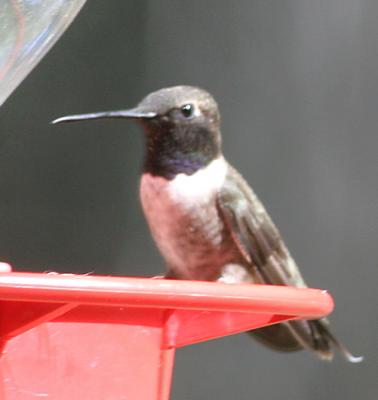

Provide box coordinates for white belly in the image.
[140,157,230,279]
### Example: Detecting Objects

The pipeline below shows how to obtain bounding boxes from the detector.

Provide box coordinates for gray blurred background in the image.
[0,1,377,399]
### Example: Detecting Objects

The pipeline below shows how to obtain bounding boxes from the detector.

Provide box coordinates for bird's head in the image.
[53,85,222,178]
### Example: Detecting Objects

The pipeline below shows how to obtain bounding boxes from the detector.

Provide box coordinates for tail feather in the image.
[250,323,302,352]
[309,319,363,363]
[249,319,363,363]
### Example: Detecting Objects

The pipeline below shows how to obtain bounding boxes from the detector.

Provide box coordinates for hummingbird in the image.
[53,85,361,362]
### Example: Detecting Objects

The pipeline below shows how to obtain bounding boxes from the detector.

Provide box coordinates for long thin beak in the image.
[51,109,157,124]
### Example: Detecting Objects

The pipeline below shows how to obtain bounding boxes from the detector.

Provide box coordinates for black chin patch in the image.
[143,120,221,179]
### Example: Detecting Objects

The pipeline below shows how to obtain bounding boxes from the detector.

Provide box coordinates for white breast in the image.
[140,157,228,278]
[163,157,227,204]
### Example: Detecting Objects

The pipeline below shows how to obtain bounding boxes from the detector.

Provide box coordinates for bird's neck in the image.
[144,151,215,179]
[143,125,222,180]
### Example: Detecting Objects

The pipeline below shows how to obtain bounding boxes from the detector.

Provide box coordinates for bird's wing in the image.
[216,165,363,362]
[217,165,306,287]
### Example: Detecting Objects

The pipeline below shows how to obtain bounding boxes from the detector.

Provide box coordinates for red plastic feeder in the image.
[0,265,333,399]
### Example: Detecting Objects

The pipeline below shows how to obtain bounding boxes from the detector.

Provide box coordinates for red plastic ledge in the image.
[0,272,333,315]
[0,272,334,346]
[0,269,334,400]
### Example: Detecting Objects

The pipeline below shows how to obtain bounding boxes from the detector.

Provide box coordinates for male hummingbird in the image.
[53,86,361,362]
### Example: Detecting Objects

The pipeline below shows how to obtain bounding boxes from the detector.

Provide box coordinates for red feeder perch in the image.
[0,265,333,399]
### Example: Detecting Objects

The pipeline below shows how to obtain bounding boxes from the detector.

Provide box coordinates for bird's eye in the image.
[180,104,194,118]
